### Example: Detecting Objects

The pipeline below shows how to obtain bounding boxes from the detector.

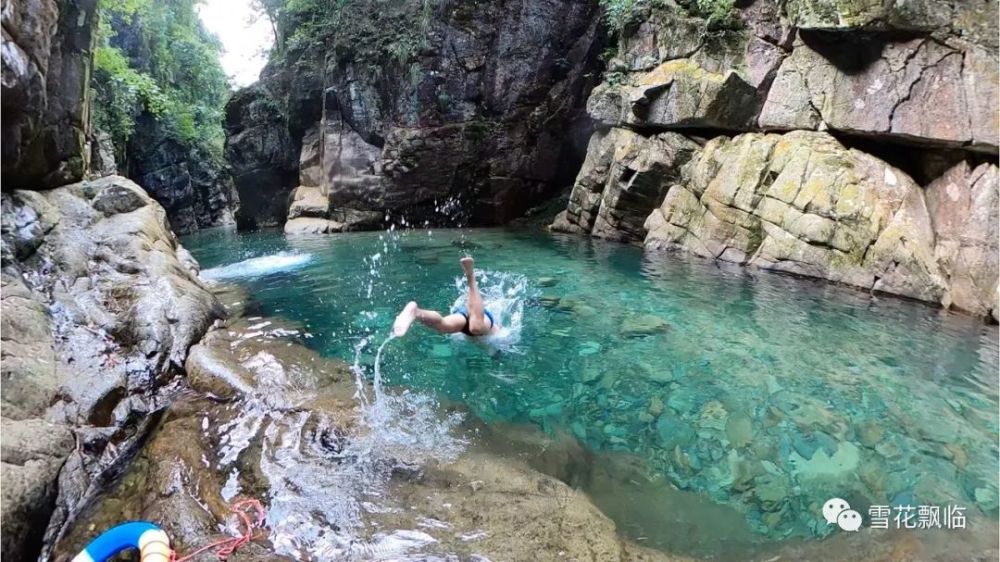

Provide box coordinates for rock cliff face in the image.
[553,0,999,319]
[2,5,228,558]
[225,0,604,231]
[2,0,98,188]
[124,114,238,234]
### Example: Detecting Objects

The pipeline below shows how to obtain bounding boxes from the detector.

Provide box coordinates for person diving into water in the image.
[393,256,499,337]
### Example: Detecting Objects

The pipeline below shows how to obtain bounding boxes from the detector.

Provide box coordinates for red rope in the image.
[170,498,266,562]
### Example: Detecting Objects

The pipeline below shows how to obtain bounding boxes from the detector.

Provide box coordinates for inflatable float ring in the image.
[71,521,170,562]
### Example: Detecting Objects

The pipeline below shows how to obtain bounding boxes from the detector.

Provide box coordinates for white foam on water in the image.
[450,270,535,353]
[201,252,312,281]
[350,334,467,464]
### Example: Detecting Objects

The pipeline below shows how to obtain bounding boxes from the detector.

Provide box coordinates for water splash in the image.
[351,334,466,462]
[201,251,312,280]
[450,270,535,353]
[372,334,395,401]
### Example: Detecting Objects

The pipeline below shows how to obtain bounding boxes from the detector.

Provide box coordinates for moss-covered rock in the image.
[645,131,951,304]
[589,59,760,131]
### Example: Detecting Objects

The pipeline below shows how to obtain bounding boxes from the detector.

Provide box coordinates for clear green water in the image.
[183,226,999,557]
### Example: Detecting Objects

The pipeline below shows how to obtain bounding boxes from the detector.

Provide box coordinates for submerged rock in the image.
[788,441,861,484]
[621,314,671,337]
[538,294,561,308]
[725,413,753,448]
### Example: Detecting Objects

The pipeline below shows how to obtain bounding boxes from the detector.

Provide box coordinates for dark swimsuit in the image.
[451,305,495,336]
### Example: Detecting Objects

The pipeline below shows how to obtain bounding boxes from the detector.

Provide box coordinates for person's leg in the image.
[460,257,491,335]
[394,301,465,336]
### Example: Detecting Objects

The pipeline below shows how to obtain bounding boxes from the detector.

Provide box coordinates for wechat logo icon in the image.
[823,497,862,532]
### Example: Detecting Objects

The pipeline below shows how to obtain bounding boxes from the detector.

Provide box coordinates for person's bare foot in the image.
[460,256,474,276]
[393,301,419,336]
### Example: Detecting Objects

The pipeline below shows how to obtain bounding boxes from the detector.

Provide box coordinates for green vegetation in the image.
[92,0,230,160]
[598,0,736,34]
[257,0,437,69]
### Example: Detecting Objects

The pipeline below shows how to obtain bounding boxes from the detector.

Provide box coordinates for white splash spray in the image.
[450,270,534,353]
[201,252,312,281]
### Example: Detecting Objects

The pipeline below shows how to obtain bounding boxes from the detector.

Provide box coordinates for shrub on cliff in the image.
[256,0,437,69]
[599,0,736,33]
[92,0,230,164]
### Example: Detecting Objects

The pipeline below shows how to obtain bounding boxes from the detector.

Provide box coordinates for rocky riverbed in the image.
[43,279,1000,562]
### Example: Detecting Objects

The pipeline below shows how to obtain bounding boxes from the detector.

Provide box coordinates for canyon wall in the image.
[123,113,239,234]
[2,0,97,188]
[552,0,999,319]
[224,0,604,232]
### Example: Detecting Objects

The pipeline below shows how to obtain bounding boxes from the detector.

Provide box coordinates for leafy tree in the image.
[274,0,437,68]
[92,0,230,163]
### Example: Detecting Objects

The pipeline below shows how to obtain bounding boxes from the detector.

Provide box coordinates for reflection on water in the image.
[182,226,1000,559]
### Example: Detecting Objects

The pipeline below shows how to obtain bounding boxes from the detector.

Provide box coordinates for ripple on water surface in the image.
[183,226,1000,559]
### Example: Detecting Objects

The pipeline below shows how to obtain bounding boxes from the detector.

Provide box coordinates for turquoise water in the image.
[183,227,999,557]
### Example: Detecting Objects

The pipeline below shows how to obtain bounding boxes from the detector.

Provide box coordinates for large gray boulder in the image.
[589,59,761,131]
[224,85,299,229]
[0,175,222,560]
[0,418,74,561]
[553,127,701,242]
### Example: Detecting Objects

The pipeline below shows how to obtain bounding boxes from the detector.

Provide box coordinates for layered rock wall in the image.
[226,0,604,231]
[553,0,999,318]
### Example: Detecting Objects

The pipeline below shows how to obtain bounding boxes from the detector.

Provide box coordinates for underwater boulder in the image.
[620,313,671,337]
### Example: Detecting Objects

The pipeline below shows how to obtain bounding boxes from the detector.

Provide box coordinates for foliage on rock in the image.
[261,0,437,69]
[92,0,230,161]
[599,0,736,34]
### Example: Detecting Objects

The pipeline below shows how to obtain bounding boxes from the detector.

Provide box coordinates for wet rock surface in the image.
[49,290,678,562]
[0,175,222,560]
